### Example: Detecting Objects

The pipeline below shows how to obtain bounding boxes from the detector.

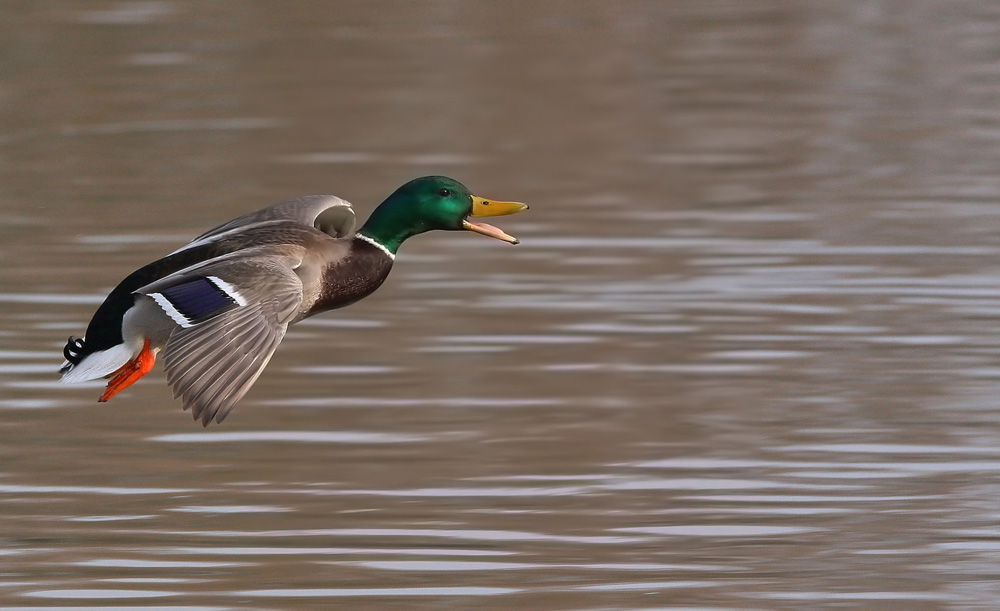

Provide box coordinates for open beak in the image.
[462,195,529,244]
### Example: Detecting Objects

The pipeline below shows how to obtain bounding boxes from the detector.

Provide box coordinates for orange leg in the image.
[98,339,156,403]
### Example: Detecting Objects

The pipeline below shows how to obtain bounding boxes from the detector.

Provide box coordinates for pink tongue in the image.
[466,220,518,244]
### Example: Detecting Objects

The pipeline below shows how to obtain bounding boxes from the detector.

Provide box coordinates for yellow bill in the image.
[463,195,529,244]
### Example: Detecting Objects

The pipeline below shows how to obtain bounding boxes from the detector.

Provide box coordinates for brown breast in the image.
[309,238,394,316]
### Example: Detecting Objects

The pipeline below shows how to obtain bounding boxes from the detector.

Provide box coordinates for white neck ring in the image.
[356,233,396,260]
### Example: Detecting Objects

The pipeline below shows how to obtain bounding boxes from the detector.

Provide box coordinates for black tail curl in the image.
[62,336,87,366]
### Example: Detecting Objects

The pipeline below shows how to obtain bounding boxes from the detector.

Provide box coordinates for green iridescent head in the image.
[358,176,527,254]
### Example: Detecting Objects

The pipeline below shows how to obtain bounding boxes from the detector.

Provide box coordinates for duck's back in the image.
[63,195,356,367]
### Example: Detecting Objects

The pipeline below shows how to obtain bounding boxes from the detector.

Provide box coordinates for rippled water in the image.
[5,1,1000,609]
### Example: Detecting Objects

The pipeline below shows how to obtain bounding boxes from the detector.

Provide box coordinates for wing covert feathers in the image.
[151,252,304,425]
[180,195,355,253]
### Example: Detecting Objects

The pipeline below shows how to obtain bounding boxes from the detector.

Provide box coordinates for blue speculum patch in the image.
[160,277,237,324]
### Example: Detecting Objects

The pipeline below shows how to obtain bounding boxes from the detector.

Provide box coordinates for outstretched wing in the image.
[137,248,304,426]
[174,195,356,255]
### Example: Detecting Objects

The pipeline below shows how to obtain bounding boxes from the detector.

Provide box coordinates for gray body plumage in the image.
[60,195,395,426]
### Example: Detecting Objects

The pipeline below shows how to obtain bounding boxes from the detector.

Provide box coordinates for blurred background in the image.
[3,1,1000,609]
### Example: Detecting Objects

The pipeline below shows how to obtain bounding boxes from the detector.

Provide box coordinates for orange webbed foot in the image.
[99,339,156,402]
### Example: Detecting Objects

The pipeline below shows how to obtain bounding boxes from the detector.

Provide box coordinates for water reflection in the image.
[232,586,521,597]
[149,431,426,443]
[2,0,1000,609]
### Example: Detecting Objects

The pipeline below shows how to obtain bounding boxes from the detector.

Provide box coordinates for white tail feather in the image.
[60,343,135,383]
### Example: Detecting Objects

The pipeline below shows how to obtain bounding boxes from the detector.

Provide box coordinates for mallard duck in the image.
[59,176,527,426]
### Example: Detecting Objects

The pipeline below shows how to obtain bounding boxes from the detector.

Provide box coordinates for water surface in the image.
[3,1,1000,609]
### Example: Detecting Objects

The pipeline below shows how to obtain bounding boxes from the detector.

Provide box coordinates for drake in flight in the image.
[59,176,527,426]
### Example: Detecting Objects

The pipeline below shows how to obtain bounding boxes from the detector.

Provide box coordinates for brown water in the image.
[3,1,1000,609]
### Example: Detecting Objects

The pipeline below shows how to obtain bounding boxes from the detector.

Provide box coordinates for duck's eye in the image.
[438,188,451,197]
